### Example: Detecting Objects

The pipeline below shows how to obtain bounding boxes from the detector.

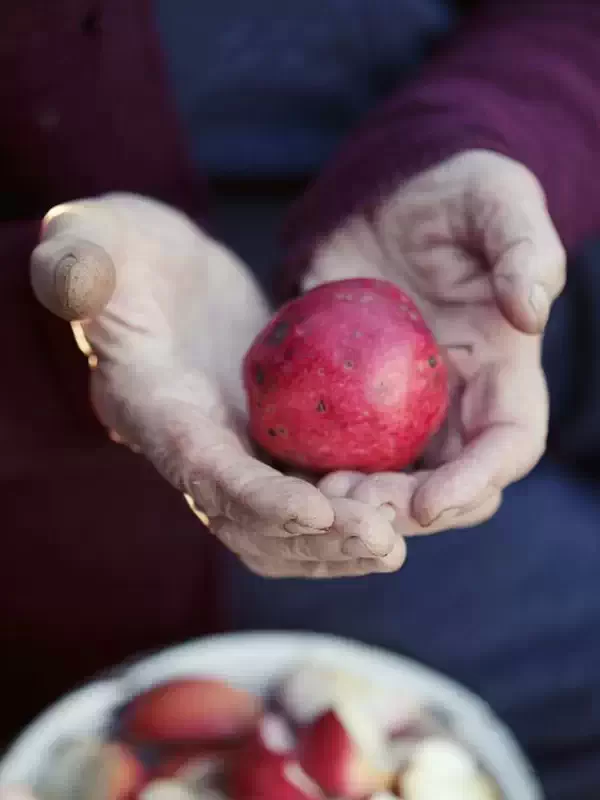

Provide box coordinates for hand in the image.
[303,151,565,532]
[31,193,405,578]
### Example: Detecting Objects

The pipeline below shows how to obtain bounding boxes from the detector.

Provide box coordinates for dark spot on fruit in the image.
[344,360,354,370]
[268,428,277,437]
[428,356,437,368]
[276,426,288,438]
[255,366,265,385]
[268,321,290,345]
[284,347,294,360]
[316,399,326,412]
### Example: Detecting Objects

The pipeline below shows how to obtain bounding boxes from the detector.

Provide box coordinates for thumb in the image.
[492,233,565,335]
[484,186,566,335]
[30,236,117,321]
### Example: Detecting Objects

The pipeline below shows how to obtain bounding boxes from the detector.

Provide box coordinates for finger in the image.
[492,238,565,335]
[330,497,397,557]
[30,237,117,321]
[212,518,353,561]
[122,380,335,534]
[350,472,419,514]
[411,485,502,532]
[411,423,541,527]
[318,471,364,498]
[241,539,406,578]
[189,445,335,532]
[476,176,566,334]
[349,472,502,534]
[411,344,546,526]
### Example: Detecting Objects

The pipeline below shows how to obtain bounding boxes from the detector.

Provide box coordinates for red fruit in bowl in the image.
[121,678,263,746]
[230,714,322,800]
[298,703,393,798]
[243,278,448,473]
[152,747,231,783]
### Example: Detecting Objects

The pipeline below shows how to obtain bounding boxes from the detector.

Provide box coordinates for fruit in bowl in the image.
[30,663,500,800]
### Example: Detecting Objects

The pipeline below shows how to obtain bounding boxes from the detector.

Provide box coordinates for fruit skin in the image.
[229,747,320,800]
[120,678,263,747]
[243,278,448,473]
[298,707,392,799]
[229,715,321,800]
[93,743,146,800]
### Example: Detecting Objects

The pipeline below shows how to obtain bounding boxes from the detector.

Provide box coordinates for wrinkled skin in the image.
[30,194,406,579]
[306,150,566,535]
[30,150,565,579]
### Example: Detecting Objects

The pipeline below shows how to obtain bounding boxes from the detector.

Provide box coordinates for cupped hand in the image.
[304,151,566,532]
[30,193,405,577]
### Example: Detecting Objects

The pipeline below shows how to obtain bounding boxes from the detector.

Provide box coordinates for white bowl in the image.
[0,632,542,798]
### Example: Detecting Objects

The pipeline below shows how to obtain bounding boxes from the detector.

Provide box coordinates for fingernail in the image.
[414,505,443,528]
[342,537,375,558]
[285,521,326,536]
[529,282,549,327]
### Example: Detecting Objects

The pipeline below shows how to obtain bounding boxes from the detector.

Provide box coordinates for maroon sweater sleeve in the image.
[280,0,600,294]
[0,220,223,741]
